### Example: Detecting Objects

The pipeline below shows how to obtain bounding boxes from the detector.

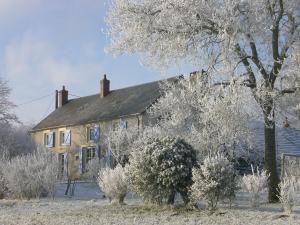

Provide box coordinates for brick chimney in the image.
[100,74,110,98]
[57,85,68,108]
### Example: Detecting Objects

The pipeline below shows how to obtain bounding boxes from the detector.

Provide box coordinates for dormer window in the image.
[44,132,55,148]
[60,130,71,146]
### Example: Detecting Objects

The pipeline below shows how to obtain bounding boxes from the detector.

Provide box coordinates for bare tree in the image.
[106,0,300,202]
[0,124,35,159]
[0,78,17,124]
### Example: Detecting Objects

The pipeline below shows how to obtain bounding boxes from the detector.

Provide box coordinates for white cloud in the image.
[3,32,103,123]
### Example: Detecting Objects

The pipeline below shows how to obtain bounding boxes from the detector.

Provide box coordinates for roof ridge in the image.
[71,76,176,100]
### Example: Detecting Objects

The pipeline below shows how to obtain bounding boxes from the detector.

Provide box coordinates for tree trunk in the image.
[167,191,175,205]
[264,114,280,202]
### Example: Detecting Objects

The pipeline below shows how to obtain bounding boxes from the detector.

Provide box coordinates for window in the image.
[60,130,71,146]
[87,126,100,142]
[44,132,55,147]
[86,148,96,162]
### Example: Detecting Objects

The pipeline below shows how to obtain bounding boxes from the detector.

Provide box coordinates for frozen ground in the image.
[0,182,299,225]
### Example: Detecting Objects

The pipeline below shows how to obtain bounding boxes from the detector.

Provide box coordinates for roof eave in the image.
[30,112,144,133]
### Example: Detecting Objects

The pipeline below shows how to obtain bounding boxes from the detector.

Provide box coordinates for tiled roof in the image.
[252,122,300,156]
[32,78,175,131]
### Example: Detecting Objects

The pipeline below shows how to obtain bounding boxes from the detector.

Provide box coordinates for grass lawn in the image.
[0,182,299,225]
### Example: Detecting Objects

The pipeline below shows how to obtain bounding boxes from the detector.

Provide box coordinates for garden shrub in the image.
[2,146,59,199]
[191,153,238,210]
[242,165,269,208]
[277,176,299,214]
[85,158,102,182]
[97,165,127,204]
[127,136,197,205]
[0,167,7,199]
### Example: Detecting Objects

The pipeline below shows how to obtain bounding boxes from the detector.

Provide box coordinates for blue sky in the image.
[0,0,195,124]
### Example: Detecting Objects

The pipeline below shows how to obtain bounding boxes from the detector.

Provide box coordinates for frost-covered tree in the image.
[104,126,139,166]
[127,136,197,205]
[148,74,256,161]
[106,0,300,202]
[0,78,17,124]
[0,124,35,159]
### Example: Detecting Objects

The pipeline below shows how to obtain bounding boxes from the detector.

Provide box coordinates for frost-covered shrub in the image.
[191,153,238,210]
[84,158,101,182]
[277,176,299,214]
[127,137,197,205]
[0,168,7,199]
[97,165,127,204]
[242,165,269,208]
[2,146,59,199]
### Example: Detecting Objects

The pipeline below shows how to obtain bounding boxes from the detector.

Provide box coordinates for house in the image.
[31,75,174,179]
[31,73,300,179]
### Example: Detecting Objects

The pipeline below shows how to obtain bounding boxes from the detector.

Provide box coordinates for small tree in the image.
[242,165,269,208]
[148,75,255,160]
[84,158,101,182]
[127,136,197,205]
[104,126,139,166]
[97,165,128,204]
[191,153,238,210]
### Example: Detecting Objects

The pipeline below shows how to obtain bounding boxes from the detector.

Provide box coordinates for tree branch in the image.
[270,0,284,86]
[234,43,257,89]
[246,35,269,80]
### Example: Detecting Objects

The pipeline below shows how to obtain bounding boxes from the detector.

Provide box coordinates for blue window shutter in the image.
[52,132,55,147]
[94,126,100,141]
[63,152,68,177]
[119,119,127,129]
[95,144,100,158]
[47,134,51,147]
[79,148,83,174]
[48,132,54,147]
[65,130,71,145]
[106,144,112,168]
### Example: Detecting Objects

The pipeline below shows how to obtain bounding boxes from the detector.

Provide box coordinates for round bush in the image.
[127,136,197,205]
[97,165,128,204]
[191,153,238,210]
